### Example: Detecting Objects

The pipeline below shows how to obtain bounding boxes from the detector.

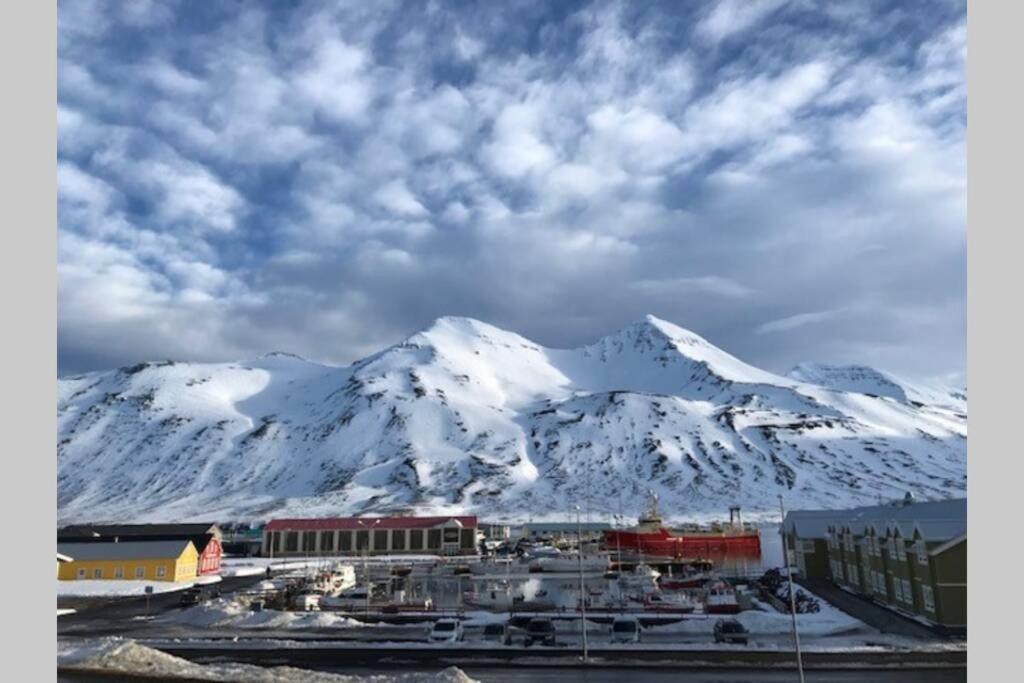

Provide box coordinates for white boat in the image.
[292,589,325,611]
[619,563,661,590]
[704,581,741,614]
[529,554,609,573]
[320,586,371,611]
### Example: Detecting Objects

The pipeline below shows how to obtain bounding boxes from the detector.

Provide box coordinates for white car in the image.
[610,616,641,644]
[429,618,464,643]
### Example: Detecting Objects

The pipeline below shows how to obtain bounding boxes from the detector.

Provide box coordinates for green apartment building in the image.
[782,497,966,631]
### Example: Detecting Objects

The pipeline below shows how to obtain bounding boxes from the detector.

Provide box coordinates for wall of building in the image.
[263,525,478,556]
[57,549,197,582]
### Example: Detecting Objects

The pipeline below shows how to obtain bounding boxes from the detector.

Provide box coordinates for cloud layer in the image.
[57,0,966,385]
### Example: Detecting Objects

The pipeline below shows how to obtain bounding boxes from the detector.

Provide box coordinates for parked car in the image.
[610,616,641,643]
[482,621,513,645]
[524,618,557,647]
[179,585,219,607]
[429,618,464,643]
[713,618,750,645]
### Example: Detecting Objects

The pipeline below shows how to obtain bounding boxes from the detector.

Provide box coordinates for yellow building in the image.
[56,540,198,582]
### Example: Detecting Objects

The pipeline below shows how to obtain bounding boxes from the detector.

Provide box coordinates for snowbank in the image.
[159,598,364,630]
[649,598,863,638]
[57,579,196,597]
[58,637,478,681]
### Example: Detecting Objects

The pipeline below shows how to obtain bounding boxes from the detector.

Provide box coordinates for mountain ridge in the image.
[57,315,966,523]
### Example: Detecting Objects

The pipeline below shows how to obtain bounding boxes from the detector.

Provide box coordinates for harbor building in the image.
[263,516,479,557]
[56,540,199,582]
[518,521,611,542]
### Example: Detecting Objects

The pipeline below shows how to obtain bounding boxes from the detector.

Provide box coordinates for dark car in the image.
[179,585,220,607]
[524,618,557,647]
[713,618,749,645]
[482,621,513,645]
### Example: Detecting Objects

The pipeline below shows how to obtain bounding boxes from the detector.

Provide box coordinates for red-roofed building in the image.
[262,516,479,557]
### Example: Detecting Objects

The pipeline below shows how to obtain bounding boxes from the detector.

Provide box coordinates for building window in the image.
[392,529,406,551]
[135,566,145,579]
[302,531,317,553]
[902,579,912,603]
[373,529,388,551]
[339,530,353,552]
[893,579,903,601]
[356,530,369,551]
[800,540,815,553]
[427,529,442,550]
[156,566,166,578]
[114,567,124,579]
[461,528,475,550]
[896,541,906,561]
[320,531,335,552]
[922,585,935,612]
[76,568,86,580]
[410,529,424,550]
[443,527,460,545]
[285,532,299,552]
[93,568,103,579]
[917,541,929,565]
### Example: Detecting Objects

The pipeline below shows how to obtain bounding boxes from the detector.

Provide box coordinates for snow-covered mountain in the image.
[57,316,966,523]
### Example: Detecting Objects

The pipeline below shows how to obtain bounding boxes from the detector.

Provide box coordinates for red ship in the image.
[602,494,761,561]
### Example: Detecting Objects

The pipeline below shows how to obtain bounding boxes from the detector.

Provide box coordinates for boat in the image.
[640,592,696,613]
[529,554,609,573]
[463,584,524,610]
[618,563,661,592]
[704,581,741,614]
[602,494,761,560]
[292,588,325,611]
[320,586,371,611]
[659,571,715,590]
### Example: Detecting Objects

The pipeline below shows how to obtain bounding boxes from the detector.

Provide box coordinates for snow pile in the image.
[58,638,479,681]
[161,599,363,630]
[57,315,967,522]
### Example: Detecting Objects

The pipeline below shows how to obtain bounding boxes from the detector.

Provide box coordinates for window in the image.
[93,568,103,579]
[896,540,906,561]
[427,529,442,550]
[902,579,912,603]
[339,530,353,552]
[320,530,335,552]
[114,567,124,579]
[76,568,86,580]
[156,566,166,578]
[849,565,858,584]
[922,585,935,612]
[916,541,929,565]
[392,529,406,551]
[410,529,424,550]
[285,532,299,552]
[373,529,388,551]
[893,579,903,601]
[443,527,460,544]
[135,566,145,579]
[800,540,815,553]
[461,528,475,549]
[303,531,317,552]
[356,530,369,551]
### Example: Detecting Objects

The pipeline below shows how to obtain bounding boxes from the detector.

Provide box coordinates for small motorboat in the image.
[704,581,741,614]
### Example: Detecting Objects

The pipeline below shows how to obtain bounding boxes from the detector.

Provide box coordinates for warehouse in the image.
[57,523,223,575]
[263,516,478,557]
[56,540,199,582]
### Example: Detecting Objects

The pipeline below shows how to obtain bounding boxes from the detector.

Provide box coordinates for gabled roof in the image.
[57,552,73,563]
[265,516,478,532]
[57,540,196,561]
[782,498,965,544]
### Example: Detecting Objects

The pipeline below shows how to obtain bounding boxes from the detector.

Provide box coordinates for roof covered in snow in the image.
[782,498,966,545]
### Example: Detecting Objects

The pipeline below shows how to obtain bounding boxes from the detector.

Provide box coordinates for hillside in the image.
[57,315,966,523]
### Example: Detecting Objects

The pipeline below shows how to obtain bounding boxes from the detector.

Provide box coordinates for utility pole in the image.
[778,495,805,683]
[575,505,589,663]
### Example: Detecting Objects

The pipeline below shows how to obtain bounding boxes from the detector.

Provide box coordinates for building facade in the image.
[518,521,611,542]
[782,497,966,632]
[56,540,199,582]
[263,516,479,557]
[58,523,223,575]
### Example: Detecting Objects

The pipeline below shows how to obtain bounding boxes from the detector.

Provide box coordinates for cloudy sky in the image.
[57,0,966,385]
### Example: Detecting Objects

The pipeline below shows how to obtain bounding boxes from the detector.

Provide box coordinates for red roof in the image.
[265,516,478,532]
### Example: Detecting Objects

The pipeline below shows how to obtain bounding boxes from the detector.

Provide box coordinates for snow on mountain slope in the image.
[787,363,967,410]
[57,316,966,523]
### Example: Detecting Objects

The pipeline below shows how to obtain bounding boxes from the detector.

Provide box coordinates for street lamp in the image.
[778,495,805,683]
[575,504,589,664]
[357,519,381,615]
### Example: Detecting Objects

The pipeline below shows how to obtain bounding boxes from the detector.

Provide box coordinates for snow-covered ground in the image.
[58,579,198,597]
[57,638,477,681]
[57,315,966,523]
[158,598,366,630]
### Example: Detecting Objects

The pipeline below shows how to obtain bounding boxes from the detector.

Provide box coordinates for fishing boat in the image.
[704,581,741,614]
[462,584,524,610]
[320,585,371,611]
[602,494,760,560]
[659,571,715,590]
[529,554,609,573]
